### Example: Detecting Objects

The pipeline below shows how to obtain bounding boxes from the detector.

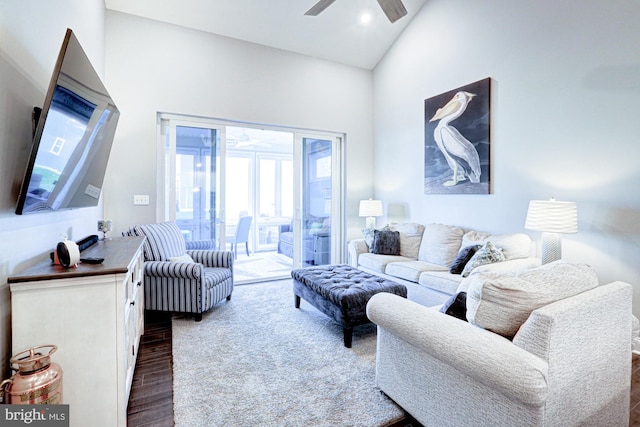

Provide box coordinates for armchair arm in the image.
[144,261,203,280]
[347,239,369,267]
[188,250,234,269]
[185,239,216,250]
[367,292,549,406]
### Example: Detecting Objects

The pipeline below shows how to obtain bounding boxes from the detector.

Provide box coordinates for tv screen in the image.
[15,28,119,215]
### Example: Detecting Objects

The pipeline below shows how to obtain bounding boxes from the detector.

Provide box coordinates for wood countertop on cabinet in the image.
[8,236,146,284]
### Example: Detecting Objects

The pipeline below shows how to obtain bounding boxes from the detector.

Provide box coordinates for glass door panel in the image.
[174,126,219,243]
[224,155,253,252]
[300,137,333,267]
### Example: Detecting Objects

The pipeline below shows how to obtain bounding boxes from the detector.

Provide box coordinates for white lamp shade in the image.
[359,199,383,217]
[525,199,578,234]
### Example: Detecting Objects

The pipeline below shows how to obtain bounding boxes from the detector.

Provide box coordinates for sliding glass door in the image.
[159,114,344,281]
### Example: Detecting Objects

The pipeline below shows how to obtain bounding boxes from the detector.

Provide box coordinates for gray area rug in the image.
[172,279,405,426]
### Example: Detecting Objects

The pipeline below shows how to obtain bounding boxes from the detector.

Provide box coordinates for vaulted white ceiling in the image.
[105,0,429,70]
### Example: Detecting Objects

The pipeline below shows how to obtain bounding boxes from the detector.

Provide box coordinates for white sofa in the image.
[366,261,634,426]
[348,223,541,306]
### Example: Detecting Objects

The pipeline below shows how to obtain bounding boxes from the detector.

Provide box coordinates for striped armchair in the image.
[124,221,234,321]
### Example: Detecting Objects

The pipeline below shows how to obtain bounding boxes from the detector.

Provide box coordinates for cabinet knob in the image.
[130,301,135,306]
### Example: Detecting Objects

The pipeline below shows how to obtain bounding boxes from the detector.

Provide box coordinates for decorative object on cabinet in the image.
[424,77,491,195]
[98,219,113,239]
[525,197,578,264]
[124,221,234,321]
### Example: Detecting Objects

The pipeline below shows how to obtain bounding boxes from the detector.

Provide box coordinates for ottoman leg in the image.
[343,327,353,348]
[294,294,301,308]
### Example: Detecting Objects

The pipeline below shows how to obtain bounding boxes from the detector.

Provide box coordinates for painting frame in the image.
[424,78,491,195]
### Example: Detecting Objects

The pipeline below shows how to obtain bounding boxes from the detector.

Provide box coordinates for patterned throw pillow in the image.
[461,241,505,277]
[371,229,401,255]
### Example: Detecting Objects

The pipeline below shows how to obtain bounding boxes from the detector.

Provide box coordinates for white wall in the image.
[373,0,640,314]
[0,0,106,374]
[104,11,374,242]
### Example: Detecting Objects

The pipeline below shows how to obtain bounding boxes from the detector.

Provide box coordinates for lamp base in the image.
[540,232,562,265]
[365,217,376,229]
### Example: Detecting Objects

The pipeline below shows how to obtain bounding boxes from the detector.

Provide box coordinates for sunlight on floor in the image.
[233,250,293,284]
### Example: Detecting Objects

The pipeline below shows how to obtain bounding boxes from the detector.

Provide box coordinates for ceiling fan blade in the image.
[377,0,408,23]
[305,0,337,16]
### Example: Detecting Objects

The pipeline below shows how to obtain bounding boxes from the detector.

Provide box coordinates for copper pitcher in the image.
[1,345,63,404]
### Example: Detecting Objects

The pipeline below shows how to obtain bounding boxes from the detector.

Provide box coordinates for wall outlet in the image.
[133,195,150,205]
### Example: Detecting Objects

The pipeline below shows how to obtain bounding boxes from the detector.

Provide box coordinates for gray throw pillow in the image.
[372,229,401,255]
[362,225,390,253]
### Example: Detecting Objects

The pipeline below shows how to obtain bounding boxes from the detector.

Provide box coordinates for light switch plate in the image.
[133,195,150,205]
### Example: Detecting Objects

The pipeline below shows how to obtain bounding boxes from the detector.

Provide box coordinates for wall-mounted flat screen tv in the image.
[15,28,119,215]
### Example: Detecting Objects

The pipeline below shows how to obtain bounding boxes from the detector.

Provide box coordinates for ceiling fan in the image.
[305,0,408,23]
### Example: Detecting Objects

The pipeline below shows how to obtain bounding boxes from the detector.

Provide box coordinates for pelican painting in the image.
[424,78,490,195]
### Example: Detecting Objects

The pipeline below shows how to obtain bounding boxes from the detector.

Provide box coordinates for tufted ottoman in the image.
[291,264,407,347]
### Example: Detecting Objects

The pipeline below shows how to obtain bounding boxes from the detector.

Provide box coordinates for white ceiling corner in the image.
[104,0,429,70]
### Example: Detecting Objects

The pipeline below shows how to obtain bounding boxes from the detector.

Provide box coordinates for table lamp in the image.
[359,199,383,229]
[525,198,577,264]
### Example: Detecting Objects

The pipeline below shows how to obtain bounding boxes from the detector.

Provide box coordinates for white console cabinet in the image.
[9,236,145,427]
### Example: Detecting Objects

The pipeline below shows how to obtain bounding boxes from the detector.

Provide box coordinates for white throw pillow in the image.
[168,253,195,263]
[417,223,464,267]
[465,260,599,338]
[389,222,425,259]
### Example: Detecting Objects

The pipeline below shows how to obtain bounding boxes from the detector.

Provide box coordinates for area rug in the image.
[172,279,405,426]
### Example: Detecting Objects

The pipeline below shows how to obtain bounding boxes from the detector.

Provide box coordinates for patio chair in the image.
[227,215,252,259]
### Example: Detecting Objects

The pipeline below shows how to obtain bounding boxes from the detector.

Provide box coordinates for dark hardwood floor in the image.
[127,311,174,427]
[127,311,640,427]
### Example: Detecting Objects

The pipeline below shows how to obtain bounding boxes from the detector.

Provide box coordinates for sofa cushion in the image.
[461,241,506,277]
[450,244,482,274]
[419,271,464,295]
[418,224,465,266]
[358,252,413,273]
[386,260,448,283]
[462,231,533,260]
[389,223,425,259]
[465,260,599,338]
